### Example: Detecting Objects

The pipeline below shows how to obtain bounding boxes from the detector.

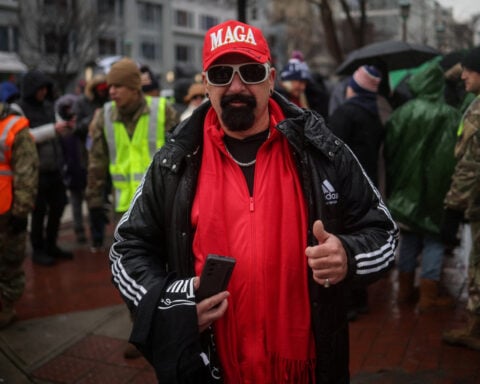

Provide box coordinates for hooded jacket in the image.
[385,63,461,235]
[73,74,108,140]
[18,70,64,173]
[110,92,398,383]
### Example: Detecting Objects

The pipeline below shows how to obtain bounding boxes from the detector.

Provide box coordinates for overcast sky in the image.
[436,0,480,22]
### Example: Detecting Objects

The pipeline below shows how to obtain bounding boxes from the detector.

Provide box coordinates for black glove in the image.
[9,215,28,235]
[89,207,109,225]
[440,208,464,246]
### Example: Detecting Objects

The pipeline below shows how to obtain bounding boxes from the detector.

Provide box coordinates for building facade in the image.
[0,0,477,91]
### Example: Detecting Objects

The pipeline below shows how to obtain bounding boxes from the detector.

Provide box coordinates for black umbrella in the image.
[335,40,439,76]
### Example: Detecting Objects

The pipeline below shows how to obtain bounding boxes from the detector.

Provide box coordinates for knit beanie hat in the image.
[291,50,305,61]
[107,58,142,90]
[348,65,381,94]
[461,46,480,73]
[280,58,311,81]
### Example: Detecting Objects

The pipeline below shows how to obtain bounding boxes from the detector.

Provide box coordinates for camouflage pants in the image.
[467,221,480,315]
[0,231,27,303]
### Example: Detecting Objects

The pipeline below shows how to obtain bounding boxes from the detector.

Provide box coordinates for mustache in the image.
[220,94,256,109]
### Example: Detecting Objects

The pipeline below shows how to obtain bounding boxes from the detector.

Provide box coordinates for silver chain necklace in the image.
[224,145,257,167]
[224,129,270,167]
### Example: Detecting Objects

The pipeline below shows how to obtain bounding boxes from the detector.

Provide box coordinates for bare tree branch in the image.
[308,0,344,65]
[307,0,370,66]
[18,0,108,92]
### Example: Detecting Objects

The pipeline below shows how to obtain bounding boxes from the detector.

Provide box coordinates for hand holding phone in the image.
[196,254,236,302]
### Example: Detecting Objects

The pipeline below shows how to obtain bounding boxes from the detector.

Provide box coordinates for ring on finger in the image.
[324,278,330,288]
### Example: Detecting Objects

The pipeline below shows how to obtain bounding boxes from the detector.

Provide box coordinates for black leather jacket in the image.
[110,92,398,383]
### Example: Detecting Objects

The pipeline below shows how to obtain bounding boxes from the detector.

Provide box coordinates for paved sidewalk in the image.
[0,205,156,383]
[0,305,138,383]
[0,207,479,383]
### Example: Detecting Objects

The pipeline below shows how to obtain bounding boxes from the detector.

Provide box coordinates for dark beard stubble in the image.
[220,94,256,132]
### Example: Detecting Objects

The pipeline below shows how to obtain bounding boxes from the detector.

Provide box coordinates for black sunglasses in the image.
[205,63,270,86]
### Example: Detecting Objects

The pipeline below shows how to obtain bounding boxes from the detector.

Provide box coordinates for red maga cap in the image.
[202,20,271,71]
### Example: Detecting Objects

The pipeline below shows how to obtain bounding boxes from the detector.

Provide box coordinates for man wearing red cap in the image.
[110,20,398,383]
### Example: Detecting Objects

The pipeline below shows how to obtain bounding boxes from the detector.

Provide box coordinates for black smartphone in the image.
[196,254,236,302]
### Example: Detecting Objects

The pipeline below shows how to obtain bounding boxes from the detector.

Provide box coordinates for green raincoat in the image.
[385,62,462,235]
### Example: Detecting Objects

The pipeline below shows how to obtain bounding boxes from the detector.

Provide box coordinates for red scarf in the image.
[192,99,316,383]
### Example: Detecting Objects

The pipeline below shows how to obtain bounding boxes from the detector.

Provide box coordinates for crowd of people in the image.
[0,18,479,382]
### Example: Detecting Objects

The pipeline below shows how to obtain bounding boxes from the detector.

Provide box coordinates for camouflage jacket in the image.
[86,96,178,209]
[0,103,39,222]
[444,96,480,220]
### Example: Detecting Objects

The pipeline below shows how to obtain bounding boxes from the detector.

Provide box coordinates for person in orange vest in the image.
[0,102,39,329]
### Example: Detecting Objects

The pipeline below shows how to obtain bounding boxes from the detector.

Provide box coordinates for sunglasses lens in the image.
[206,63,269,86]
[239,64,268,83]
[207,66,234,85]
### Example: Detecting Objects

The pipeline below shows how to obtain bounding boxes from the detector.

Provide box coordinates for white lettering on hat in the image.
[210,25,257,51]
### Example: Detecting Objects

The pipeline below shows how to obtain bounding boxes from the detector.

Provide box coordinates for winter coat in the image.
[17,70,64,173]
[73,74,108,140]
[110,92,398,383]
[444,95,480,220]
[328,95,385,186]
[55,94,87,190]
[384,63,462,235]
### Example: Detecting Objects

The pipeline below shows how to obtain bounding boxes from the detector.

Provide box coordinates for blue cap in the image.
[0,81,20,103]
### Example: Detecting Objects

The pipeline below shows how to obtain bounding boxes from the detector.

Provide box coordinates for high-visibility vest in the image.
[0,115,30,214]
[457,95,480,137]
[104,96,166,212]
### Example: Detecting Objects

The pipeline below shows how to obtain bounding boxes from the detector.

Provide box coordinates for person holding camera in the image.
[109,20,398,383]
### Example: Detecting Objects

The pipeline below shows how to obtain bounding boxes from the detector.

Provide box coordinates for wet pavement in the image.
[0,213,479,383]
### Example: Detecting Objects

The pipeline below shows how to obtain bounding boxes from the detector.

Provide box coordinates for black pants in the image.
[30,171,67,251]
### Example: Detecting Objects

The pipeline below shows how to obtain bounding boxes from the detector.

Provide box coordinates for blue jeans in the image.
[397,230,445,281]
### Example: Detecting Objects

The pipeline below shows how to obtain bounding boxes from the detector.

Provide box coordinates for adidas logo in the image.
[322,179,338,205]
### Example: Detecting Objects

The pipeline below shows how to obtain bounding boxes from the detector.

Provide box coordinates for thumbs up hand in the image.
[305,220,348,287]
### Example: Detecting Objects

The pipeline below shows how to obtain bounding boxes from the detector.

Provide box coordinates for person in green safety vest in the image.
[85,57,179,358]
[86,57,178,230]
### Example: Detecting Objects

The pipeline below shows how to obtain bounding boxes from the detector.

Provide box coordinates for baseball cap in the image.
[203,20,271,71]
